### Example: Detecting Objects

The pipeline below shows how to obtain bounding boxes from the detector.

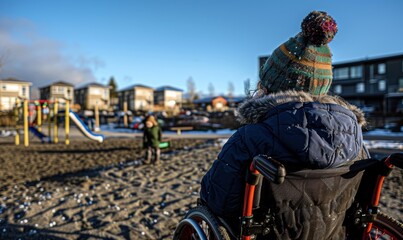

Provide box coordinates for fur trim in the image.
[236,90,366,126]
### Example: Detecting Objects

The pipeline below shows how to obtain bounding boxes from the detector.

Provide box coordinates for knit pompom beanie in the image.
[260,11,338,95]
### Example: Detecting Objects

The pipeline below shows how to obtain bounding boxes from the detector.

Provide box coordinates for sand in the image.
[0,138,401,240]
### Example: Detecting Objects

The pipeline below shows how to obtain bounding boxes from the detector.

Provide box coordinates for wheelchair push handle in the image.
[387,152,403,169]
[252,155,286,184]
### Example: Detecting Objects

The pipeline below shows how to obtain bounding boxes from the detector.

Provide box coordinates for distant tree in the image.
[108,76,118,99]
[208,82,215,97]
[228,81,235,99]
[244,78,251,96]
[0,51,4,73]
[186,77,196,102]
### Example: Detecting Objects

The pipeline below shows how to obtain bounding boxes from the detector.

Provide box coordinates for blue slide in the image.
[29,126,50,143]
[69,110,104,143]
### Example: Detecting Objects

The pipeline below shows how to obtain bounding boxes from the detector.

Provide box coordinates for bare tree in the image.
[0,51,4,73]
[244,78,251,96]
[228,81,235,99]
[208,82,215,97]
[186,77,196,102]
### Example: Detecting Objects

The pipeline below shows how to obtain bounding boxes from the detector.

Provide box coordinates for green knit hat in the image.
[260,11,338,95]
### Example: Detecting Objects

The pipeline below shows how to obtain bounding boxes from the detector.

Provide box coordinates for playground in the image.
[0,99,107,146]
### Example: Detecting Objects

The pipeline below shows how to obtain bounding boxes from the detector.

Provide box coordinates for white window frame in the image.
[378,80,386,91]
[356,83,365,93]
[378,63,386,74]
[350,66,362,78]
[334,85,342,94]
[334,67,349,80]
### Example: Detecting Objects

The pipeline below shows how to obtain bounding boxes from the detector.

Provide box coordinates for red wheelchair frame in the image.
[173,153,403,240]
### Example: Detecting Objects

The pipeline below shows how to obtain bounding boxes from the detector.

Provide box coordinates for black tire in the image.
[369,212,403,240]
[173,206,231,240]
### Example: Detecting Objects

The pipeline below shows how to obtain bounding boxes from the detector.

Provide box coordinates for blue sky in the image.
[1,0,402,97]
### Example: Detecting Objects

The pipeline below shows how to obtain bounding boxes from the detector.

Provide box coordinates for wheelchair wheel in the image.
[173,206,230,240]
[368,212,403,240]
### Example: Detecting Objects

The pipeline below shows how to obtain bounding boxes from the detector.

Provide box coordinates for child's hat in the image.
[260,11,338,95]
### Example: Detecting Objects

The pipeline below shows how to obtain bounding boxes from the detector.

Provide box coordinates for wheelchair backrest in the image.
[255,157,378,240]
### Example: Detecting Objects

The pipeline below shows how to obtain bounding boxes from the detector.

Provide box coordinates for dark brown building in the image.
[331,53,403,116]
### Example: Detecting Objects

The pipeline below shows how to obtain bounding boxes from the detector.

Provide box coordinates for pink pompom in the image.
[301,11,338,46]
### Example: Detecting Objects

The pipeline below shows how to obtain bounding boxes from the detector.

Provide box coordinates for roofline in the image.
[39,81,75,89]
[154,86,184,92]
[0,78,32,85]
[119,84,154,92]
[75,82,110,90]
[333,52,403,66]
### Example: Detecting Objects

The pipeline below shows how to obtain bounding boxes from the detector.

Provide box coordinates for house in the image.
[330,53,403,115]
[193,96,245,111]
[0,78,32,110]
[118,84,154,112]
[39,81,74,106]
[74,82,110,111]
[154,86,183,113]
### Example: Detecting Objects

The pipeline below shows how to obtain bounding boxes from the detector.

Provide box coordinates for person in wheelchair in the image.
[200,11,370,239]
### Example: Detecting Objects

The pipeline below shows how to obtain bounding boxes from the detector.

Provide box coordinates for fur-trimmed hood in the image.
[236,90,366,126]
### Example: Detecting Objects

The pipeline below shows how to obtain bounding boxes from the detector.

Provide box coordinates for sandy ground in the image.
[0,135,401,240]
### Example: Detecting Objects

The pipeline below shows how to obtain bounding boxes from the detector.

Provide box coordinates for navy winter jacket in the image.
[200,90,367,218]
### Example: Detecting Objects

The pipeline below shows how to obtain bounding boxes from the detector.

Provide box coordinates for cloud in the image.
[0,18,104,98]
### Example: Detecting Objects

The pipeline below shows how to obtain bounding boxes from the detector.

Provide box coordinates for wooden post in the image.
[23,99,29,147]
[65,100,70,145]
[123,102,128,128]
[54,100,58,143]
[14,99,20,146]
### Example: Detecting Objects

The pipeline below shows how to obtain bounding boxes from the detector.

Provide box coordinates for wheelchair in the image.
[173,153,403,240]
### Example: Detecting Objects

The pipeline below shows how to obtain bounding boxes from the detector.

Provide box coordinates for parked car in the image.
[131,117,144,130]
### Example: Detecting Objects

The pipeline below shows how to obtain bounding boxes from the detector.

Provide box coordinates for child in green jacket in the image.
[143,115,162,165]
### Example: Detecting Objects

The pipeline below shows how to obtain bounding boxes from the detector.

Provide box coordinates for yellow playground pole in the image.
[95,104,99,131]
[14,99,20,145]
[65,100,70,145]
[54,100,58,143]
[37,103,42,132]
[48,103,51,140]
[23,99,29,147]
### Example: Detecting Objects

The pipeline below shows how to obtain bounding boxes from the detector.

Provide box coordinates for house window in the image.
[90,88,101,95]
[399,78,403,92]
[378,63,386,74]
[370,64,374,79]
[350,66,362,78]
[334,85,342,94]
[53,86,65,94]
[22,86,26,96]
[3,84,18,92]
[333,67,349,80]
[378,80,386,91]
[356,83,365,93]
